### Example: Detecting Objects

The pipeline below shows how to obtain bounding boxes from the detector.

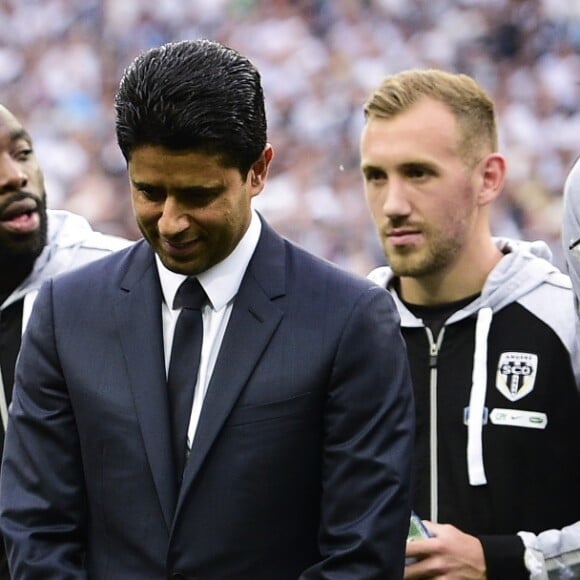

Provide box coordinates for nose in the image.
[381,177,411,219]
[157,196,191,238]
[0,153,28,192]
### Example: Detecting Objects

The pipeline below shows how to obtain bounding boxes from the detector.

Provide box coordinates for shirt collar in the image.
[156,210,262,312]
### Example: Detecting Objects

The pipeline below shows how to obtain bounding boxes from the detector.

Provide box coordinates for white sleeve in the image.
[519,521,580,579]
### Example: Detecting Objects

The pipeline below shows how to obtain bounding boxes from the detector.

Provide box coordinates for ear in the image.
[477,153,506,206]
[248,144,274,195]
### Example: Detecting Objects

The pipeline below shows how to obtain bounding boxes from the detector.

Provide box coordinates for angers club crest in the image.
[496,352,538,402]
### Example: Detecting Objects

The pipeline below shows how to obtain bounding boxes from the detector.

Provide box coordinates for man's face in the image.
[360,98,481,280]
[0,106,48,266]
[128,145,271,276]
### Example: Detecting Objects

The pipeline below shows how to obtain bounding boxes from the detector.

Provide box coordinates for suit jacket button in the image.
[170,573,185,580]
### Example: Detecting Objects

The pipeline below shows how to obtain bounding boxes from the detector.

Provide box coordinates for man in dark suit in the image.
[0,39,415,579]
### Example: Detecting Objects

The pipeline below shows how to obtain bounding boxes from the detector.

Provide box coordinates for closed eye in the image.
[135,186,165,203]
[132,182,224,207]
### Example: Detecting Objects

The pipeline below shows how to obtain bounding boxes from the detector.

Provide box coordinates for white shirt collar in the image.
[156,210,262,312]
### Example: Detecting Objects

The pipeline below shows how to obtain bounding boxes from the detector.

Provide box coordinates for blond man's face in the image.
[360,99,483,279]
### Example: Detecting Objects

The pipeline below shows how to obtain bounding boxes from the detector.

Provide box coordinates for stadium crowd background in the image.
[1,0,578,274]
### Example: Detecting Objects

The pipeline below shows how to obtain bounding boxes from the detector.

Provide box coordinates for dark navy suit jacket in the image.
[0,219,414,579]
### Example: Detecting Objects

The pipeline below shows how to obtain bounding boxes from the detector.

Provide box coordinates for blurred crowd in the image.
[1,0,578,274]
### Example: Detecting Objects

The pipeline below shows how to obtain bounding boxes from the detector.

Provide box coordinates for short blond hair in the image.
[364,69,498,167]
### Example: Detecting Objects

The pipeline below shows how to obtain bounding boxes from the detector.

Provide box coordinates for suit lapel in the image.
[177,222,286,509]
[114,241,176,529]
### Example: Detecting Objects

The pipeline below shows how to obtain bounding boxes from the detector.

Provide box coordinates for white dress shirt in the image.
[156,210,261,448]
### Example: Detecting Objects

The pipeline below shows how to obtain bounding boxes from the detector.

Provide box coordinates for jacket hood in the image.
[368,237,566,325]
[562,157,580,321]
[2,209,130,309]
[32,210,101,277]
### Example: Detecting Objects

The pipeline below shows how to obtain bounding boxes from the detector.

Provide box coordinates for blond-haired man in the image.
[361,69,580,579]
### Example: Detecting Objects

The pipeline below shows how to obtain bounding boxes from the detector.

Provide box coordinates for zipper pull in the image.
[425,327,445,368]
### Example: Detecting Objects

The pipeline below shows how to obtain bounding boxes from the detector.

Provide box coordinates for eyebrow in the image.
[360,160,434,172]
[9,128,32,144]
[360,162,384,173]
[131,180,225,196]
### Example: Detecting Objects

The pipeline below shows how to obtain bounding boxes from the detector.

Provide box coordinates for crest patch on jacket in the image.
[495,352,538,401]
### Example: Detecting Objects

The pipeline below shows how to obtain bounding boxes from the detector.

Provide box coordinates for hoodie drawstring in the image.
[467,307,493,486]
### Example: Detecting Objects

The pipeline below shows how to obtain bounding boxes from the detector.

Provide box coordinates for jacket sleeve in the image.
[0,279,88,579]
[478,534,529,579]
[299,284,415,579]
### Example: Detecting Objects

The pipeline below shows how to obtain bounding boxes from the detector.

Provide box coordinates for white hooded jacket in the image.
[0,209,132,428]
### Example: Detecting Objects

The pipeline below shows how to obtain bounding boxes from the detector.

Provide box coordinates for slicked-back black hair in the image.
[115,39,267,177]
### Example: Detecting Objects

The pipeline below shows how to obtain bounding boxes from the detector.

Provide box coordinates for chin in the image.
[160,255,203,277]
[388,258,425,278]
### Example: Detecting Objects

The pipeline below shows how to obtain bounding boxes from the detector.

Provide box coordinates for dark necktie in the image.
[167,277,207,480]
